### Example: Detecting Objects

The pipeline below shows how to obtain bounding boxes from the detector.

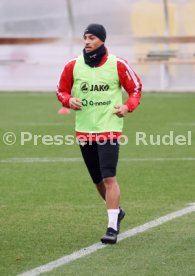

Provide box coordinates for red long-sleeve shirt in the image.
[57,49,142,140]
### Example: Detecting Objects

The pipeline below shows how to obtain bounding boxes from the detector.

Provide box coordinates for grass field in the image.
[0,91,195,276]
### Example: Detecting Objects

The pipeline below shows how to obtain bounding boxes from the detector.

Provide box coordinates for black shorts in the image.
[79,140,119,184]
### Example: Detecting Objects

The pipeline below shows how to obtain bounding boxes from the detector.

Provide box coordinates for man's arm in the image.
[56,58,76,108]
[117,57,142,113]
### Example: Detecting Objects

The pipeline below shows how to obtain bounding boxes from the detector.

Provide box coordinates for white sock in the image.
[107,209,120,231]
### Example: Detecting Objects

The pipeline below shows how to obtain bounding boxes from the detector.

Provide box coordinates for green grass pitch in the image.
[0,91,195,275]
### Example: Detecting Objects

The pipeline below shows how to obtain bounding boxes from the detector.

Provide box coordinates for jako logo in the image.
[80,82,109,92]
[80,82,90,92]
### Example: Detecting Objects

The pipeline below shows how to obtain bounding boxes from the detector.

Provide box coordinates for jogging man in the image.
[57,23,142,244]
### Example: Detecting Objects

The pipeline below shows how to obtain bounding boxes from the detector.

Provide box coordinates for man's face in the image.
[83,34,104,53]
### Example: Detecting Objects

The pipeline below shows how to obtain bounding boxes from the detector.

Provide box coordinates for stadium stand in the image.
[0,0,195,91]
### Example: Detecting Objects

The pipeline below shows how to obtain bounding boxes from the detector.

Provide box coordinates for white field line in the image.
[18,203,195,276]
[1,122,194,127]
[0,123,70,126]
[15,123,71,126]
[170,122,195,126]
[1,157,195,163]
[0,157,82,163]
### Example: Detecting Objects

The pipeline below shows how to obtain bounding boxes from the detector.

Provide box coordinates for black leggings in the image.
[79,140,119,184]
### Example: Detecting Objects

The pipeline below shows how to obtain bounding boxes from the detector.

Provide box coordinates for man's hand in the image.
[69,97,82,110]
[113,105,129,118]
